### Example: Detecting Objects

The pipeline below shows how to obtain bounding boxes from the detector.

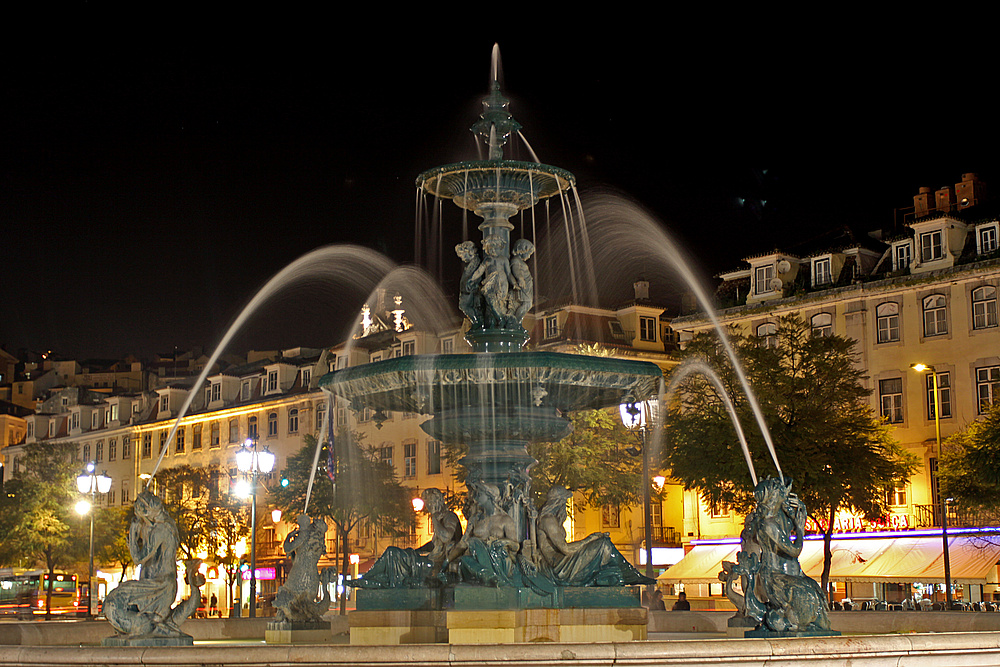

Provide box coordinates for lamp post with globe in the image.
[619,400,656,595]
[76,462,112,618]
[235,438,275,619]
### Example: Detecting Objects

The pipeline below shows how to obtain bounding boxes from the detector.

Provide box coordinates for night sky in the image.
[3,11,998,361]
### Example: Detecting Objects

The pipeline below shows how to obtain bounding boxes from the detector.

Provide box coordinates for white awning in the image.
[659,536,1000,585]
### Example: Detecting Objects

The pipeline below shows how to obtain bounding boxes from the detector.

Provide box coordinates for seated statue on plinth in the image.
[103,491,204,643]
[536,486,655,587]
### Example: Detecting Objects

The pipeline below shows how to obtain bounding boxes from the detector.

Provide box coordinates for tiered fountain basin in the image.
[416,161,575,213]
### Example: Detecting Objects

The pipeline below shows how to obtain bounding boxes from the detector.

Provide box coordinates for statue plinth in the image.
[101,634,194,647]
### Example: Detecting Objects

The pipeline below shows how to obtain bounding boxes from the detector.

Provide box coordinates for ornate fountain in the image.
[318,59,662,644]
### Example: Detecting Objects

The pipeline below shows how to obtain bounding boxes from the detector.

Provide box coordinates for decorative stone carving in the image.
[274,513,333,623]
[536,486,655,587]
[720,477,834,634]
[103,491,203,645]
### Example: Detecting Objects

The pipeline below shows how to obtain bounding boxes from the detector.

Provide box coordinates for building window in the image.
[894,243,911,271]
[48,420,55,437]
[756,322,777,349]
[107,489,115,505]
[267,412,278,437]
[110,404,119,421]
[26,421,33,438]
[811,313,833,337]
[403,440,417,478]
[95,441,104,462]
[122,435,131,459]
[316,404,326,432]
[211,423,220,448]
[972,286,998,329]
[920,230,944,262]
[229,419,240,443]
[980,226,998,254]
[336,406,347,427]
[267,371,278,392]
[159,431,167,453]
[193,425,202,450]
[336,355,347,370]
[72,413,80,430]
[211,383,221,402]
[160,395,169,413]
[977,366,1000,414]
[926,372,951,419]
[876,302,900,343]
[813,257,832,287]
[92,411,99,428]
[379,445,393,470]
[879,378,904,423]
[248,416,258,439]
[442,338,454,354]
[82,443,91,461]
[122,485,130,505]
[176,428,185,453]
[545,316,559,339]
[888,485,907,507]
[241,381,251,401]
[754,264,775,295]
[602,505,621,528]
[288,409,299,434]
[301,369,311,387]
[401,340,415,356]
[639,316,657,342]
[109,438,117,461]
[922,294,948,336]
[427,439,441,475]
[142,433,152,458]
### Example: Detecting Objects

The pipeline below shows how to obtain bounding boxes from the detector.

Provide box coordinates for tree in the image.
[152,463,250,615]
[95,506,133,583]
[0,441,89,618]
[528,409,647,510]
[270,433,414,615]
[939,401,1000,514]
[662,314,918,597]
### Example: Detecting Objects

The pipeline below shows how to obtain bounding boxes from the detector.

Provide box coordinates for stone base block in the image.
[744,627,842,638]
[727,614,760,638]
[265,620,331,644]
[350,610,448,645]
[446,607,647,644]
[101,634,194,647]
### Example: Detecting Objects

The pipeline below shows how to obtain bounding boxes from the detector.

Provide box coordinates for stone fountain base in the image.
[101,634,195,647]
[265,620,331,644]
[350,586,646,644]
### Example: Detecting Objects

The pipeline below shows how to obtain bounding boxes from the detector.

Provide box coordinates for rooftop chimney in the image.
[634,280,650,300]
[955,172,986,210]
[914,186,934,218]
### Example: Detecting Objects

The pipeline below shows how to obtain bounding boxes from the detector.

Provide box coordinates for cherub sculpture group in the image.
[457,237,534,331]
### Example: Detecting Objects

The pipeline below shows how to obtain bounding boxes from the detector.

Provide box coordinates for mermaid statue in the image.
[103,491,204,645]
[720,477,834,635]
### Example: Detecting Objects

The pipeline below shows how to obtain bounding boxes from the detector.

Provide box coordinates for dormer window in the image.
[241,381,250,401]
[754,265,775,295]
[401,340,415,356]
[160,395,169,412]
[301,369,311,387]
[894,243,912,271]
[812,257,832,287]
[545,316,559,339]
[920,230,943,262]
[980,225,998,254]
[639,316,657,341]
[72,412,80,430]
[267,371,278,392]
[211,383,221,402]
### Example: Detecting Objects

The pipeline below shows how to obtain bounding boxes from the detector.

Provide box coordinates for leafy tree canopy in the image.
[939,401,1000,511]
[529,408,648,509]
[663,314,918,594]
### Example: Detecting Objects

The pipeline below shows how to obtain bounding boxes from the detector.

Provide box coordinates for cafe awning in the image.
[659,535,1000,585]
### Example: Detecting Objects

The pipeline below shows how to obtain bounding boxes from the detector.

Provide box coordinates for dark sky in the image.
[3,11,998,360]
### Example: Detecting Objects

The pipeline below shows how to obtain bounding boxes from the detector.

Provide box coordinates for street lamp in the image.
[911,362,953,610]
[76,462,112,618]
[619,400,656,595]
[235,438,275,619]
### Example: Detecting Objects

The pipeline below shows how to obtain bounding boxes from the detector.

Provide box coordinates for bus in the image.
[0,568,79,616]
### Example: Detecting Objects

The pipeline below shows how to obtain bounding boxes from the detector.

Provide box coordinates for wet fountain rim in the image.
[319,351,662,413]
[416,160,575,198]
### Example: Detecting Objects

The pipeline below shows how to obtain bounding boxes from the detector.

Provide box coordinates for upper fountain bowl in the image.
[416,160,575,214]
